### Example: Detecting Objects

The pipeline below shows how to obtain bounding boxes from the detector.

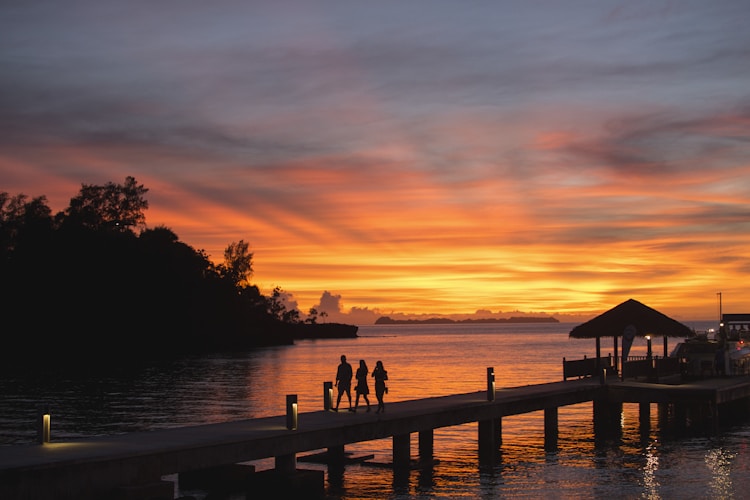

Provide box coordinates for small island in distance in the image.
[375,316,559,325]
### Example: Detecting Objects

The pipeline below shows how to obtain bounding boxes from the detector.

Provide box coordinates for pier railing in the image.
[563,355,681,382]
[562,355,613,380]
[617,356,681,381]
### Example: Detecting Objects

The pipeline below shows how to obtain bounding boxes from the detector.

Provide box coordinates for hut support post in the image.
[613,336,619,374]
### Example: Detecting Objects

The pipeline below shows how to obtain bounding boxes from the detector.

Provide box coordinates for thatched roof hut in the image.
[569,298,693,369]
[570,298,692,339]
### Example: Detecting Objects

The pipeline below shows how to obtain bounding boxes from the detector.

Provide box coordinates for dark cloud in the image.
[559,105,750,177]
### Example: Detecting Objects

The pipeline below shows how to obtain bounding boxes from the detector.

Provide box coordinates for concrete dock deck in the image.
[1,376,748,499]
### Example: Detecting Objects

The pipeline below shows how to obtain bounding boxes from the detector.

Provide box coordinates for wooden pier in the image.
[1,374,749,499]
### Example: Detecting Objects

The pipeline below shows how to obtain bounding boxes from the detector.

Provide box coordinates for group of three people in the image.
[334,355,388,413]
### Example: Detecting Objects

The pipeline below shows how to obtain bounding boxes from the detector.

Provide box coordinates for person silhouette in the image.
[334,354,353,412]
[354,359,371,412]
[372,360,388,413]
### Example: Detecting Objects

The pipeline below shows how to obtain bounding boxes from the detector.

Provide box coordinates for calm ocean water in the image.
[3,320,750,499]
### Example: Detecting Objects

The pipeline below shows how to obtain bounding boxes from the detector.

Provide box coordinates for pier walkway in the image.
[1,376,749,499]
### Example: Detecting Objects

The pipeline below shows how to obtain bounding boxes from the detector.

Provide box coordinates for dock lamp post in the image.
[37,404,51,444]
[646,335,653,360]
[487,367,496,401]
[324,381,334,411]
[286,395,298,431]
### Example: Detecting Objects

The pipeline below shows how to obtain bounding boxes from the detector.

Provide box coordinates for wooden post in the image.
[613,336,619,374]
[393,434,411,469]
[544,407,558,451]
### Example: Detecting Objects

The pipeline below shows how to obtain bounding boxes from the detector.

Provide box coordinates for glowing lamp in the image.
[286,394,298,430]
[38,405,51,444]
[487,367,495,401]
[324,381,334,411]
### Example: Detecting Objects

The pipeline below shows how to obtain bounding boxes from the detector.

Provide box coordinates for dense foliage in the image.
[0,177,306,368]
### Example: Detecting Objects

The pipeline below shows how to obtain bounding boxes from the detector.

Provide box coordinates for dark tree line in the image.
[0,177,307,369]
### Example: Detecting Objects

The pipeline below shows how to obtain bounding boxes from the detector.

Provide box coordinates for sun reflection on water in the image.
[705,446,735,498]
[642,442,660,500]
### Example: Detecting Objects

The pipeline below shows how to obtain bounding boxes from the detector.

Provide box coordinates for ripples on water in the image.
[2,321,750,498]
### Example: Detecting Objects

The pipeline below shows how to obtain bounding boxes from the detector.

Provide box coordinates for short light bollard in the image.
[487,367,495,401]
[324,381,333,411]
[286,394,298,430]
[37,405,51,444]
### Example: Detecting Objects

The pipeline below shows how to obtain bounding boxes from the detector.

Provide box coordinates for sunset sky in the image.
[2,1,749,323]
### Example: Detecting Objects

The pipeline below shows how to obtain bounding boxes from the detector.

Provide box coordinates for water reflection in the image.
[642,442,660,499]
[705,446,735,498]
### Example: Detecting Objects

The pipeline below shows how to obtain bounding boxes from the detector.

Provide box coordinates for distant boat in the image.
[670,332,750,377]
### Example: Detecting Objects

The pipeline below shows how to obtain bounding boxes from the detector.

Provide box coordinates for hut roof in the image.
[569,298,692,339]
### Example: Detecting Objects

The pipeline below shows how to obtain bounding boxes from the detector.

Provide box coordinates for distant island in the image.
[374,316,559,325]
[288,322,359,339]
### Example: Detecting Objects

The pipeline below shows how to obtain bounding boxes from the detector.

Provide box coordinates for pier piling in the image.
[544,407,559,451]
[393,434,411,469]
[419,429,434,463]
[478,417,501,464]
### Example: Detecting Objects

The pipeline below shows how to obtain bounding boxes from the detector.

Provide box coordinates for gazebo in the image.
[569,298,693,373]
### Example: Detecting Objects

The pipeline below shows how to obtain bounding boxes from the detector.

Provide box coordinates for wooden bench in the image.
[563,356,613,381]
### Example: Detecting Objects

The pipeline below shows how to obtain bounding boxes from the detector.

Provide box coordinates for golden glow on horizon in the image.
[7,156,747,322]
[112,153,750,322]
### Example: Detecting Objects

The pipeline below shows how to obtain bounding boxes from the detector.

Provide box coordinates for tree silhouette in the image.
[62,176,148,233]
[0,177,350,370]
[219,239,253,287]
[0,193,53,255]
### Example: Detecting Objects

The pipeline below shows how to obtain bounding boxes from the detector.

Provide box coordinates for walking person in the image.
[372,360,388,413]
[354,359,371,412]
[334,354,353,412]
